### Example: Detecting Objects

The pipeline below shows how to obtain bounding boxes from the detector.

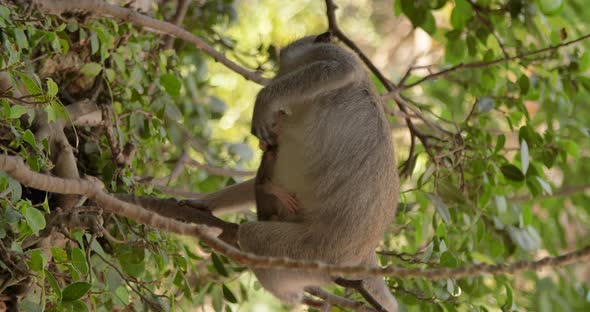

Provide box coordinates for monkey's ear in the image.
[315,31,333,43]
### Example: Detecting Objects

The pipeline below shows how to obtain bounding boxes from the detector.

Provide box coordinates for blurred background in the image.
[1,0,590,311]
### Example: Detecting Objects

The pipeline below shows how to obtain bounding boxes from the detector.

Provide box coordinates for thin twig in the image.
[324,0,432,169]
[164,0,191,50]
[398,33,590,90]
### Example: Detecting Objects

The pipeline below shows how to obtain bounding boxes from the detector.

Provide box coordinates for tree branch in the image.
[324,0,432,175]
[334,278,389,312]
[163,0,191,50]
[396,33,590,90]
[306,287,376,312]
[33,0,269,85]
[3,155,590,280]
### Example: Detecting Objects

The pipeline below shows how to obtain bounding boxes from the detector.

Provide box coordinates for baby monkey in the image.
[255,116,299,221]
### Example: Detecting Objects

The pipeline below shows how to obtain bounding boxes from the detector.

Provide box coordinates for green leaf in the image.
[29,249,46,272]
[536,177,552,195]
[64,300,89,312]
[22,206,46,235]
[18,72,42,95]
[45,269,62,301]
[501,164,525,181]
[115,286,130,305]
[7,176,23,202]
[165,103,182,120]
[420,11,437,35]
[71,248,89,275]
[537,0,563,15]
[0,5,9,20]
[90,32,99,55]
[401,0,428,28]
[495,134,506,153]
[507,226,541,251]
[518,75,530,94]
[9,105,28,119]
[116,245,145,278]
[105,68,115,83]
[522,205,533,226]
[160,73,181,96]
[23,129,37,148]
[430,0,448,9]
[211,253,229,277]
[562,140,579,157]
[14,28,29,50]
[81,62,103,78]
[222,284,238,303]
[503,284,514,310]
[445,34,466,64]
[495,195,507,214]
[439,251,458,267]
[51,247,68,262]
[46,77,58,97]
[62,282,91,301]
[44,101,67,124]
[520,139,529,174]
[450,0,474,30]
[426,193,451,224]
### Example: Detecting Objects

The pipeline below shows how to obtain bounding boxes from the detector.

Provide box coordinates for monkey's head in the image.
[277,32,333,76]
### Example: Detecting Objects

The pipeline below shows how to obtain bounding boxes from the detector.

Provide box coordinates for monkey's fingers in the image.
[269,188,299,214]
[283,193,300,214]
[252,125,276,146]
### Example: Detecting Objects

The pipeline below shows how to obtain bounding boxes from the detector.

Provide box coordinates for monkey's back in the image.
[273,57,399,262]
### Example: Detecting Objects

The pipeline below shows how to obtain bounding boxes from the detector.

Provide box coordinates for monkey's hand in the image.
[251,89,288,145]
[263,183,300,214]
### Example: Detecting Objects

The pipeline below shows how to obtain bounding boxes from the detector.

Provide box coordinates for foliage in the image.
[0,0,589,311]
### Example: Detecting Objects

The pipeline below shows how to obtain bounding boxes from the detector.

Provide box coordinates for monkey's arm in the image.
[255,149,299,220]
[252,57,358,143]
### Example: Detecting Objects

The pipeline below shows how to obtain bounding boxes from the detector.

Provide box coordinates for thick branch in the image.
[2,155,590,279]
[0,155,228,241]
[33,0,269,85]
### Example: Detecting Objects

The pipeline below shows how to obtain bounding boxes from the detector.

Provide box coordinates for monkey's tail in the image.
[362,276,398,312]
[361,253,398,312]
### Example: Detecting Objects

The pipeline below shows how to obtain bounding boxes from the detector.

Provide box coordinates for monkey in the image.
[234,31,400,311]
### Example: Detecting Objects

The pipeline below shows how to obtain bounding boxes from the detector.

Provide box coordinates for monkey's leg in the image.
[199,178,255,213]
[238,221,332,304]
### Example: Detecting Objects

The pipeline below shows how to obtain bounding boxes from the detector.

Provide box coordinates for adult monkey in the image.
[205,32,399,311]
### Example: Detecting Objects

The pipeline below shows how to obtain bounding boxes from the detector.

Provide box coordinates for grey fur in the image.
[240,34,400,311]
